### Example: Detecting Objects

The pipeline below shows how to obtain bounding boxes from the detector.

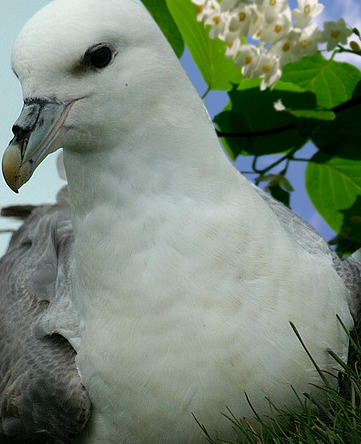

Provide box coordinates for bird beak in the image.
[2,99,76,193]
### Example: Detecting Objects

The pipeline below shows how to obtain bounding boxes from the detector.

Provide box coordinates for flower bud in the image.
[350,40,361,51]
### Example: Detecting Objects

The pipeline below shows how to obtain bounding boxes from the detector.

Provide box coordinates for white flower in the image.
[250,53,282,89]
[223,4,253,42]
[268,28,302,66]
[259,10,292,45]
[292,0,324,29]
[220,0,241,12]
[225,37,242,59]
[193,0,225,37]
[273,99,286,111]
[256,174,294,192]
[248,6,266,40]
[192,0,354,90]
[261,66,281,90]
[203,6,226,38]
[209,18,226,38]
[292,22,322,61]
[321,18,353,51]
[192,0,218,22]
[255,0,290,24]
[234,44,260,76]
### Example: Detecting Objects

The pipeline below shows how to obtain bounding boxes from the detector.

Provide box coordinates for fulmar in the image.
[1,0,361,443]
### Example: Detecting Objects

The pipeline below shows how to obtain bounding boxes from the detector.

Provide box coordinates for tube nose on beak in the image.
[2,99,74,193]
[2,102,42,193]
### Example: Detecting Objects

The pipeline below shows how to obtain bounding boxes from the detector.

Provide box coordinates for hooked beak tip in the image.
[2,143,29,193]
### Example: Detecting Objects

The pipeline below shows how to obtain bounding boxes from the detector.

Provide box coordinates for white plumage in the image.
[1,0,359,443]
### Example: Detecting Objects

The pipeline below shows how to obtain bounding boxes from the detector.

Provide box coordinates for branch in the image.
[253,147,299,175]
[216,94,361,138]
[332,93,361,114]
[216,123,296,138]
[337,44,361,56]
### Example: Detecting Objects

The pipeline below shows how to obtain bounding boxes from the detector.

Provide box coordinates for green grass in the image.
[200,320,361,444]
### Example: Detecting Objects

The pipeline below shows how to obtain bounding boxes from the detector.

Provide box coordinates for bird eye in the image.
[87,44,114,69]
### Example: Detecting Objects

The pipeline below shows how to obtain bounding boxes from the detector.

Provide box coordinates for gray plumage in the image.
[253,183,361,319]
[0,189,91,444]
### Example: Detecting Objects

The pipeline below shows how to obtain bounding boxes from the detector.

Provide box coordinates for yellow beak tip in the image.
[2,143,25,193]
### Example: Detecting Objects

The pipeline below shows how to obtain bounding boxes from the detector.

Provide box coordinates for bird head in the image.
[2,0,179,192]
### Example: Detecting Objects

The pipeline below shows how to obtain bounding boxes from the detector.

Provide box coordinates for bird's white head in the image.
[3,0,186,192]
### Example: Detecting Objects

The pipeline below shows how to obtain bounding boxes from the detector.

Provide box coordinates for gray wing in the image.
[252,183,361,321]
[0,189,91,444]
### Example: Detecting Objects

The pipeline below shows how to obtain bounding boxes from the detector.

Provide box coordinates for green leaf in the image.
[305,150,361,237]
[285,109,335,121]
[268,184,291,208]
[311,102,361,156]
[142,0,184,58]
[275,86,336,121]
[166,0,242,90]
[281,53,361,109]
[335,238,361,257]
[214,79,311,157]
[282,54,361,157]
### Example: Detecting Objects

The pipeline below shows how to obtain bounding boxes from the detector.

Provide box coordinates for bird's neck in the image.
[63,92,246,226]
[62,88,255,324]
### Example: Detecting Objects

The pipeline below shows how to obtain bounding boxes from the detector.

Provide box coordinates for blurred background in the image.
[0,0,360,255]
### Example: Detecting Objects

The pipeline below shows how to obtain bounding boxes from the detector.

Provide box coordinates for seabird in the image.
[1,0,361,443]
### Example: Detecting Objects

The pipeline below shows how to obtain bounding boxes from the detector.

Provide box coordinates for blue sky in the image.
[0,0,360,255]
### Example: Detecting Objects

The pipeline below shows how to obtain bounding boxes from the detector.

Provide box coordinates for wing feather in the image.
[0,189,91,444]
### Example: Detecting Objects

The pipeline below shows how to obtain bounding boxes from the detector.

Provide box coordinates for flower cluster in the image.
[192,0,353,89]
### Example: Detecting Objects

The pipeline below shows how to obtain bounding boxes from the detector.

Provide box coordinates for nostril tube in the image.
[11,124,30,151]
[12,124,23,137]
[12,102,42,139]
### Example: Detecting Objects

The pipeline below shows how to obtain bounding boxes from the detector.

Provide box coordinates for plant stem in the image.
[337,45,361,56]
[201,87,211,100]
[253,146,300,176]
[216,123,296,138]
